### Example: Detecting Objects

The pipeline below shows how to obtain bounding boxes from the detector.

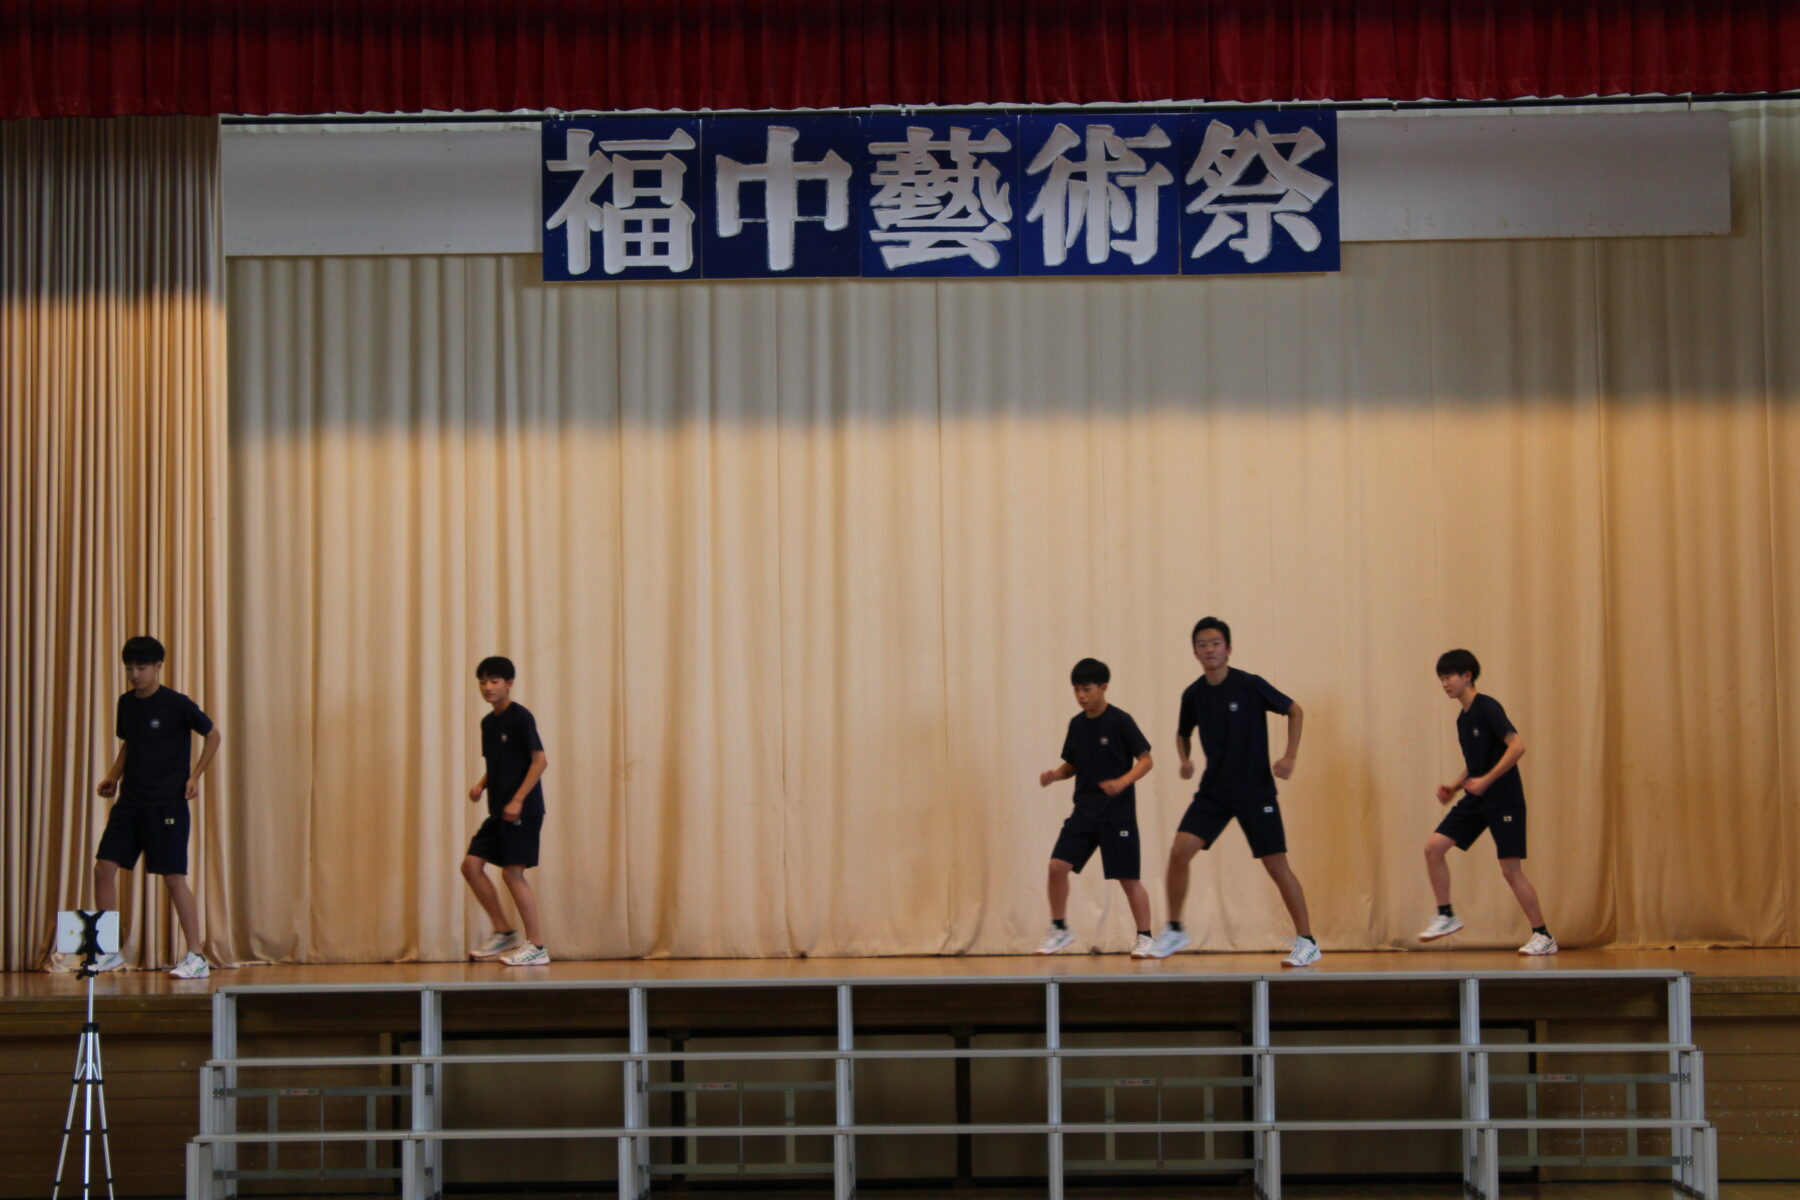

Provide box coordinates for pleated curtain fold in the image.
[1,116,230,972]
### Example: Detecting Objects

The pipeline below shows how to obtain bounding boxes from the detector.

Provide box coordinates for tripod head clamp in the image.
[55,910,119,979]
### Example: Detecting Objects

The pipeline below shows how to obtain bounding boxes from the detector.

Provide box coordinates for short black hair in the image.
[121,636,165,666]
[1191,616,1231,647]
[475,655,516,681]
[1436,649,1480,680]
[1070,658,1110,687]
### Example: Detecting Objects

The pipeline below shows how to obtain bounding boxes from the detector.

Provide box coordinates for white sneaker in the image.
[90,951,126,972]
[1419,913,1464,941]
[1518,932,1559,956]
[169,951,210,979]
[470,929,522,960]
[1148,924,1191,959]
[1035,925,1076,955]
[1282,937,1322,967]
[1130,933,1156,959]
[499,942,550,967]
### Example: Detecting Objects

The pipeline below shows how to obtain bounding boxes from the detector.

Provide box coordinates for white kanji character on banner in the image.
[546,127,696,275]
[714,126,852,272]
[1024,122,1173,267]
[867,125,1013,269]
[1185,119,1333,265]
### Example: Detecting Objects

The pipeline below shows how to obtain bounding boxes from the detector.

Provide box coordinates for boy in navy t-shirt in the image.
[1035,658,1156,958]
[1148,617,1319,966]
[1419,649,1556,955]
[463,656,551,966]
[91,635,222,978]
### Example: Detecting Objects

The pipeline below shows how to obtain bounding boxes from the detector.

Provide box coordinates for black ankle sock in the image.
[1168,921,1183,932]
[1533,925,1551,938]
[1437,904,1454,918]
[1297,934,1316,945]
[1137,930,1152,938]
[1052,918,1068,930]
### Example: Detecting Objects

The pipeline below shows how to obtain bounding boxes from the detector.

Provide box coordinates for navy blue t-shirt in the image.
[1457,693,1524,806]
[481,702,546,817]
[1060,704,1152,816]
[1177,669,1294,802]
[116,687,213,805]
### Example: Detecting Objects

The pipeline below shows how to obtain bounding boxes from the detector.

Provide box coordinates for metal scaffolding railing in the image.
[187,967,1717,1200]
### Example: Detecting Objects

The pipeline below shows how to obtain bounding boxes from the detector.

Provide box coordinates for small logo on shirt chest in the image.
[1228,702,1240,713]
[500,734,509,743]
[148,719,162,730]
[1099,736,1109,746]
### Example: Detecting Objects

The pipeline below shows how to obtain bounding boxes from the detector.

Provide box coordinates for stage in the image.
[5,948,1799,1199]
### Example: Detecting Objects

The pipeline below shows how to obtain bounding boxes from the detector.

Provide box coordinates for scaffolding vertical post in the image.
[623,986,651,1200]
[1045,980,1063,1200]
[186,1139,214,1200]
[401,1137,424,1200]
[1701,1118,1720,1200]
[1252,979,1276,1200]
[834,984,857,1200]
[1668,975,1694,1194]
[1459,977,1485,1197]
[210,990,237,1200]
[417,989,443,1199]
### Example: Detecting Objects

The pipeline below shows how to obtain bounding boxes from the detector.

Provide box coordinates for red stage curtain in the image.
[4,0,1799,119]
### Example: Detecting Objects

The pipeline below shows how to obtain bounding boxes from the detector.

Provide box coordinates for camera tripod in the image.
[51,914,116,1200]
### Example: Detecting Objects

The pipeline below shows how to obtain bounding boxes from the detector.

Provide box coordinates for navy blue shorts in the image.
[466,813,543,868]
[95,802,190,875]
[1179,793,1288,859]
[1051,810,1141,880]
[1436,800,1527,859]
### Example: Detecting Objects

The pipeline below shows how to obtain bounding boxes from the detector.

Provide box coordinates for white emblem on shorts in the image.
[164,817,175,825]
[1120,830,1129,837]
[1264,806,1275,813]
[1503,815,1513,822]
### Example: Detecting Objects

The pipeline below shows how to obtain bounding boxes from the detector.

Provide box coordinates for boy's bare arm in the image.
[97,746,125,797]
[186,728,222,799]
[468,772,488,803]
[1177,733,1196,779]
[1273,702,1303,780]
[1039,762,1075,788]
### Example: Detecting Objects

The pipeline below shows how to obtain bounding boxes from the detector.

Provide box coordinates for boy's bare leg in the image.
[1260,853,1313,939]
[1499,858,1546,927]
[1424,833,1455,906]
[1047,859,1074,922]
[164,874,203,953]
[95,859,121,912]
[1119,879,1152,931]
[1162,832,1205,924]
[460,856,512,930]
[501,866,543,946]
[1051,859,1072,928]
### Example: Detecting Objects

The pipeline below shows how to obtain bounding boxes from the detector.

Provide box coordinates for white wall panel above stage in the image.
[222,108,1730,259]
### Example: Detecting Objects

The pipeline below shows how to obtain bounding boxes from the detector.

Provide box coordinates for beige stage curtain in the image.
[1,117,232,972]
[225,101,1800,962]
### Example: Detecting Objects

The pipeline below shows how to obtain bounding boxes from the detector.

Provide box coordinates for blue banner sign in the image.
[543,111,1337,282]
